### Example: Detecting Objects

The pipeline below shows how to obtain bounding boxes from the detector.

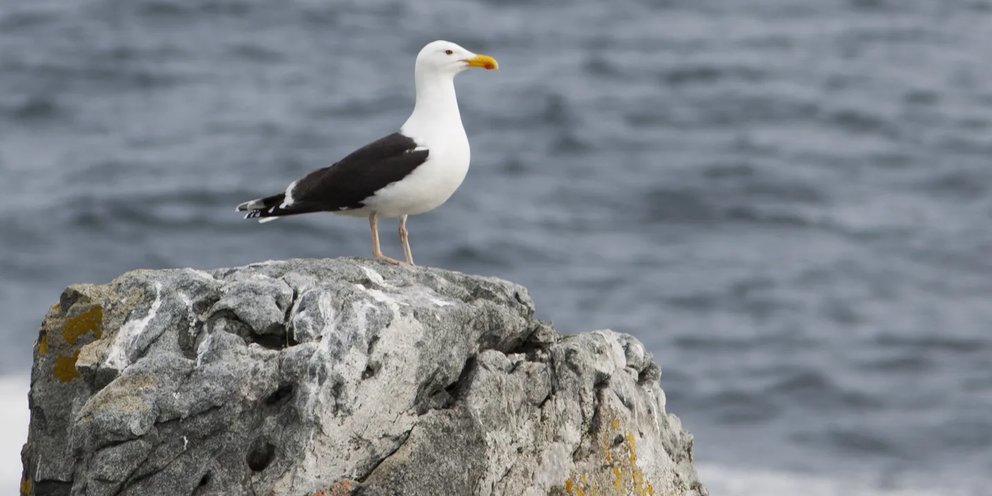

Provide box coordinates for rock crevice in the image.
[21,258,705,496]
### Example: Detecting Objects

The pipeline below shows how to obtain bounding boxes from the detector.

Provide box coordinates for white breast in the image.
[362,127,470,218]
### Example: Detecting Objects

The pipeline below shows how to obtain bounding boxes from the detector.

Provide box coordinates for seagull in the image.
[237,40,498,265]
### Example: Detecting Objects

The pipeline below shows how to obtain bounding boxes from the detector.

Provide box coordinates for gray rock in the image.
[20,258,705,496]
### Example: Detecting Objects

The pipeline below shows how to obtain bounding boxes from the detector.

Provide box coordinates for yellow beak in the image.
[464,54,499,70]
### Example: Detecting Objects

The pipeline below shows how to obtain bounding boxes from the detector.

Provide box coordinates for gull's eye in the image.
[445,49,453,55]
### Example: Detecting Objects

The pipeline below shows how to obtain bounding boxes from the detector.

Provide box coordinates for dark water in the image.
[2,0,991,493]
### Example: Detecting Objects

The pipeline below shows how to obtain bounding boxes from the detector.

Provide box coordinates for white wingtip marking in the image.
[258,217,280,224]
[281,180,299,208]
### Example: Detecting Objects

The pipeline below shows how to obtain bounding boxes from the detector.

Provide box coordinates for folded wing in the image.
[238,133,430,221]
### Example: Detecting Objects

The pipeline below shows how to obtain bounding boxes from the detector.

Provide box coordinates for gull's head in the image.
[415,40,498,78]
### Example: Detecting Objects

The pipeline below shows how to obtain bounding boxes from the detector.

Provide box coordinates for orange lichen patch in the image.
[564,479,574,493]
[311,479,355,496]
[38,333,48,355]
[20,476,30,496]
[63,305,103,344]
[54,351,81,382]
[329,479,354,496]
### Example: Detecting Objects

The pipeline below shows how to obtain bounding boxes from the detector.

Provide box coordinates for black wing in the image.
[242,133,429,219]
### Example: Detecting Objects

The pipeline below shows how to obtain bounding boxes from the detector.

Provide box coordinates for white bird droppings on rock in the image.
[104,282,163,371]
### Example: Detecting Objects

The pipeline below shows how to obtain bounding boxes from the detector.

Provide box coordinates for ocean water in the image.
[2,0,991,493]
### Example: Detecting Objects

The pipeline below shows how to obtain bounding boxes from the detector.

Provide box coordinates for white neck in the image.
[401,69,463,134]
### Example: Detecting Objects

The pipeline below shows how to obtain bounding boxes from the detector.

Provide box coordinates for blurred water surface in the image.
[2,0,991,493]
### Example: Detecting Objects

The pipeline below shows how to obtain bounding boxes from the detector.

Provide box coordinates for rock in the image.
[19,258,705,496]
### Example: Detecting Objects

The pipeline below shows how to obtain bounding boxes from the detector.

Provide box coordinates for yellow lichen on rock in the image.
[561,413,658,496]
[53,350,81,382]
[20,476,30,496]
[564,475,593,496]
[607,416,655,496]
[612,466,623,492]
[41,304,103,383]
[62,305,103,344]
